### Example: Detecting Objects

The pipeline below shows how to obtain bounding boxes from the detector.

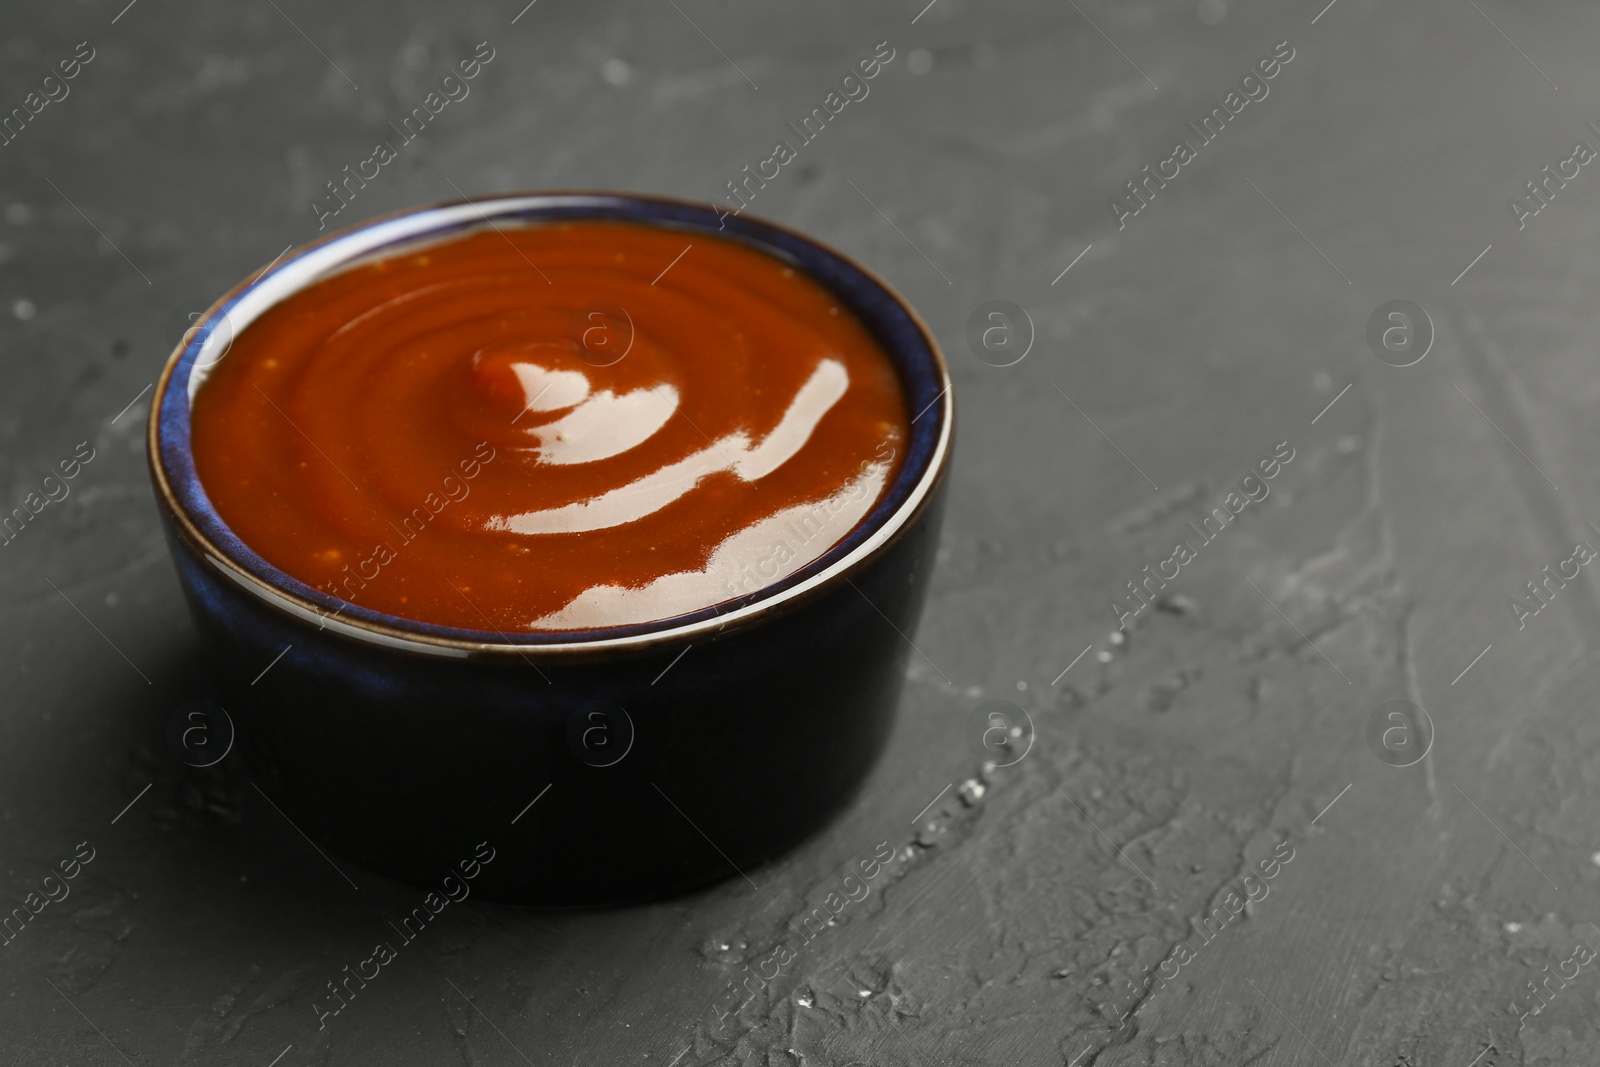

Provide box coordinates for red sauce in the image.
[190,221,909,632]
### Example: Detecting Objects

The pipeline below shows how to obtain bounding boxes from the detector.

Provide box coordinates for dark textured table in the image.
[6,0,1600,1063]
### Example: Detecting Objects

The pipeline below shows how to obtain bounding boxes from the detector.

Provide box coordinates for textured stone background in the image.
[4,0,1600,1063]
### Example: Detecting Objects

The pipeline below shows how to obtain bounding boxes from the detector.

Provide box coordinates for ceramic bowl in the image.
[147,192,952,905]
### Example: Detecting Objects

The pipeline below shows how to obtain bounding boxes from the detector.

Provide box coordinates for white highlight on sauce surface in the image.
[528,461,888,629]
[511,363,589,413]
[531,386,678,466]
[492,358,850,535]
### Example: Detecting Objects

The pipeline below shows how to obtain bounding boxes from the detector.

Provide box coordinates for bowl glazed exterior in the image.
[148,192,953,905]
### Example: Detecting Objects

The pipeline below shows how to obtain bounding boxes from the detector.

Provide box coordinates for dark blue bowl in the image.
[147,192,953,905]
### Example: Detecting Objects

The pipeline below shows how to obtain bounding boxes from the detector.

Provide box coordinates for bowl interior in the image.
[153,193,951,651]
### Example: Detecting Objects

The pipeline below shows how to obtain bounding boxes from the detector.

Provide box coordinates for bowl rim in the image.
[148,190,953,658]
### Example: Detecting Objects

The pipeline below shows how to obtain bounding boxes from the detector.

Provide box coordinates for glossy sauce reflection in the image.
[190,221,909,631]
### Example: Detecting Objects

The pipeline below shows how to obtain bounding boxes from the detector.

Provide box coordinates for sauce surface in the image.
[189,221,909,632]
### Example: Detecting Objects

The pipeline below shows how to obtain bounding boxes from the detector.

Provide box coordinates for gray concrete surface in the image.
[3,0,1600,1063]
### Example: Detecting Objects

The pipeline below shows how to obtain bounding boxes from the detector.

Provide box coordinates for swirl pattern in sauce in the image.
[189,221,909,631]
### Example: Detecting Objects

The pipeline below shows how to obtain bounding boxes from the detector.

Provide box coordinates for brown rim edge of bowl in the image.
[146,190,955,659]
